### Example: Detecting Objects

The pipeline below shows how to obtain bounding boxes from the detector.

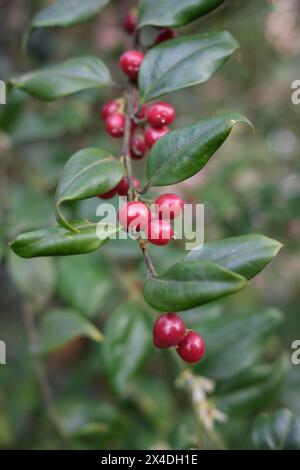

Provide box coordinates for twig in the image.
[22,302,67,440]
[122,83,135,200]
[141,244,157,277]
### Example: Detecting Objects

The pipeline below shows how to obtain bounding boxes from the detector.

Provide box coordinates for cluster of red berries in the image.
[101,97,175,156]
[100,16,177,161]
[153,313,205,363]
[117,193,184,246]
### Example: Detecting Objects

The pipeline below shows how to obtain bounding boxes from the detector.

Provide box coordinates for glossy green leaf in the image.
[145,114,252,187]
[196,309,283,380]
[103,303,151,394]
[29,0,109,29]
[10,56,112,101]
[36,308,103,354]
[216,356,289,416]
[185,235,283,280]
[10,221,119,258]
[57,254,111,318]
[139,32,238,102]
[55,148,123,231]
[252,409,300,450]
[138,0,225,28]
[143,260,247,311]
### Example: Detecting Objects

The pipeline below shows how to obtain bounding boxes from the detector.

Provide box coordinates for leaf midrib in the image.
[15,223,99,255]
[147,118,232,185]
[57,156,114,202]
[143,33,234,99]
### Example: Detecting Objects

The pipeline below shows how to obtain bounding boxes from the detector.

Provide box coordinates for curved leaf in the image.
[145,113,252,187]
[143,260,247,311]
[185,235,283,279]
[139,32,238,102]
[252,409,300,450]
[11,56,112,101]
[9,221,119,258]
[36,308,103,354]
[103,303,151,394]
[138,0,226,28]
[55,148,123,231]
[30,0,109,29]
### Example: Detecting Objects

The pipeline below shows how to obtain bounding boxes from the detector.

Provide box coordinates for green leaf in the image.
[8,186,53,231]
[252,409,300,450]
[185,235,283,280]
[58,399,122,439]
[36,308,103,354]
[10,56,112,101]
[138,0,226,28]
[29,0,109,29]
[57,254,111,318]
[216,356,289,416]
[196,309,283,380]
[7,252,56,305]
[9,221,119,258]
[139,32,238,102]
[143,260,247,311]
[55,148,123,231]
[145,114,252,187]
[103,303,151,394]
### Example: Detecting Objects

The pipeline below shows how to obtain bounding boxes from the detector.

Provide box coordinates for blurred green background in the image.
[0,0,300,450]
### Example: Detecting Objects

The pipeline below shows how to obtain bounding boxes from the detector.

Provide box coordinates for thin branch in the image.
[139,181,151,195]
[22,302,67,440]
[141,245,157,277]
[122,83,135,200]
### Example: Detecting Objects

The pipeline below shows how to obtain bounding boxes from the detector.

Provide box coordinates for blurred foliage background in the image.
[0,0,300,450]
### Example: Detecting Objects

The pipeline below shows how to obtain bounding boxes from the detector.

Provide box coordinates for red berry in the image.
[105,112,125,137]
[101,99,121,121]
[124,11,137,34]
[135,104,147,120]
[119,50,144,80]
[155,28,179,45]
[153,313,186,349]
[97,186,119,199]
[118,201,151,231]
[176,331,205,364]
[117,176,140,196]
[155,193,184,220]
[147,102,176,128]
[130,134,147,160]
[144,126,169,149]
[146,219,173,246]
